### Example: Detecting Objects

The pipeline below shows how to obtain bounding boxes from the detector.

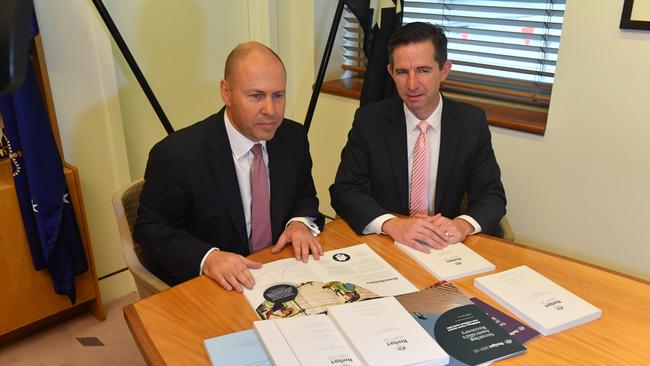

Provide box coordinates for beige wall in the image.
[310,0,650,280]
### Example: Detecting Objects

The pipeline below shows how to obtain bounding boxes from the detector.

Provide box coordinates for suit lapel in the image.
[435,97,461,211]
[385,100,409,211]
[206,112,248,247]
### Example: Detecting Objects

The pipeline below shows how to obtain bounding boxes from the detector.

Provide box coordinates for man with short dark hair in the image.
[134,42,324,292]
[330,22,506,252]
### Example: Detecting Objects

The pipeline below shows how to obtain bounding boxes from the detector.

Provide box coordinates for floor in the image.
[0,292,146,366]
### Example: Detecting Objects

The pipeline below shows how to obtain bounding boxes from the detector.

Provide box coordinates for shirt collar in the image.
[224,111,267,160]
[403,93,443,133]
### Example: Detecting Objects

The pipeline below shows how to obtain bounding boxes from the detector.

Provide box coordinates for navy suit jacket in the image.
[134,110,323,286]
[330,97,506,236]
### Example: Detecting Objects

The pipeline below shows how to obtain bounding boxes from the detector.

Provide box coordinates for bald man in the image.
[134,42,324,291]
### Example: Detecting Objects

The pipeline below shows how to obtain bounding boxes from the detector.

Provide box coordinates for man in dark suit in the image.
[134,42,324,291]
[330,22,506,252]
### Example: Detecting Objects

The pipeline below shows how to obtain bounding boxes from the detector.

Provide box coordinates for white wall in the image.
[309,0,650,280]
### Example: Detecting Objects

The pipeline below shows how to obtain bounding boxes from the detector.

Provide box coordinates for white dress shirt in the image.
[199,113,319,274]
[363,95,481,235]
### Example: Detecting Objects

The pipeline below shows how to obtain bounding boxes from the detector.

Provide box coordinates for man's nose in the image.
[260,96,273,114]
[407,72,417,90]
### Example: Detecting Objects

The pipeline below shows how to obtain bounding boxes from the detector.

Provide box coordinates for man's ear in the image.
[386,64,396,82]
[440,60,452,81]
[220,79,230,106]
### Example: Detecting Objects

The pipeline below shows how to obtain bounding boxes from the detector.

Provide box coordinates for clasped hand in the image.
[382,214,472,253]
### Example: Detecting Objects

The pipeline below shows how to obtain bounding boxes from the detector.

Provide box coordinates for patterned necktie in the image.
[410,120,431,215]
[249,143,272,252]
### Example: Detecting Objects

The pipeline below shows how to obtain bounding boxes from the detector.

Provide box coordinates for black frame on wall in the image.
[620,0,650,30]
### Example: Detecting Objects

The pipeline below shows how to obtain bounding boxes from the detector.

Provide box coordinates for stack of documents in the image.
[474,265,602,335]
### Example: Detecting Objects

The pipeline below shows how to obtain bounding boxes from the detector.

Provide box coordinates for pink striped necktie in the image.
[410,120,431,215]
[249,143,272,252]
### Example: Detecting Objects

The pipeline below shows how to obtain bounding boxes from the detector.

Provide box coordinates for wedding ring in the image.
[444,230,451,238]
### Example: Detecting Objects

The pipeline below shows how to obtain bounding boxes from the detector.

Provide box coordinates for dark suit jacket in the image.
[133,110,323,286]
[330,96,506,236]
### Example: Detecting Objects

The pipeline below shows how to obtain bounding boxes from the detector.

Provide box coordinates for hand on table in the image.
[272,221,323,263]
[202,250,262,292]
[382,214,474,253]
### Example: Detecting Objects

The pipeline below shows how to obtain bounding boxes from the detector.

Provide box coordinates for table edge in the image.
[124,303,166,366]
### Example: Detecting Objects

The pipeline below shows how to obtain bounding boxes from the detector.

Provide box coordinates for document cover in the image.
[397,282,526,366]
[474,265,602,336]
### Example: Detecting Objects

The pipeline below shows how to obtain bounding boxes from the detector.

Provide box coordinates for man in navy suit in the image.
[330,22,506,252]
[134,42,323,291]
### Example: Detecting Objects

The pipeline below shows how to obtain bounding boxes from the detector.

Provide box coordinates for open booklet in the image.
[244,243,418,319]
[254,296,449,366]
[396,241,496,281]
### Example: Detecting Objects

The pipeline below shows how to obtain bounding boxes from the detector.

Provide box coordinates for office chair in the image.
[112,179,169,298]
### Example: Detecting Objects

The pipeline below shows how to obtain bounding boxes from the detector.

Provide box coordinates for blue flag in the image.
[0,19,88,304]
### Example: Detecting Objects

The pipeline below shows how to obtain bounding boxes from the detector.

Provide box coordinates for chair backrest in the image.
[118,178,145,256]
[112,179,169,297]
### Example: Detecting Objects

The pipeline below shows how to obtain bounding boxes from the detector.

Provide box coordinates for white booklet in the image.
[255,297,449,366]
[255,314,363,366]
[396,241,495,280]
[245,244,418,319]
[328,296,450,366]
[474,265,602,336]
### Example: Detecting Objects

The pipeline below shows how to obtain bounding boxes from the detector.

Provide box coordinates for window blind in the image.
[403,0,565,106]
[341,6,366,75]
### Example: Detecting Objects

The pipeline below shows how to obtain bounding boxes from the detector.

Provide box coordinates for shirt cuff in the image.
[199,247,220,276]
[286,217,320,236]
[456,214,481,235]
[362,214,397,235]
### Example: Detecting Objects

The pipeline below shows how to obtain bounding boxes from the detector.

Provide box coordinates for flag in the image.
[344,0,403,105]
[0,17,88,304]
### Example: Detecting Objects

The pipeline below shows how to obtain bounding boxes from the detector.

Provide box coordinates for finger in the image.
[224,273,243,293]
[242,257,263,269]
[301,240,311,263]
[406,239,431,253]
[421,213,441,223]
[235,268,255,290]
[213,273,233,292]
[310,239,322,260]
[293,240,303,261]
[271,233,289,253]
[414,231,446,249]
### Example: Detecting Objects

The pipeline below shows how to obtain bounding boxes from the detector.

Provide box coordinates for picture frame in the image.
[620,0,650,30]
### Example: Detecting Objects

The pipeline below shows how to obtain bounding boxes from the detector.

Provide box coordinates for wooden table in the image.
[124,219,650,365]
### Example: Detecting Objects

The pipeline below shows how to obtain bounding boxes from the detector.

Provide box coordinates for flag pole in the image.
[90,0,174,135]
[304,0,346,133]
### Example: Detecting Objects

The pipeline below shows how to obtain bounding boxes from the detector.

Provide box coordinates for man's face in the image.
[220,50,286,141]
[387,40,451,120]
